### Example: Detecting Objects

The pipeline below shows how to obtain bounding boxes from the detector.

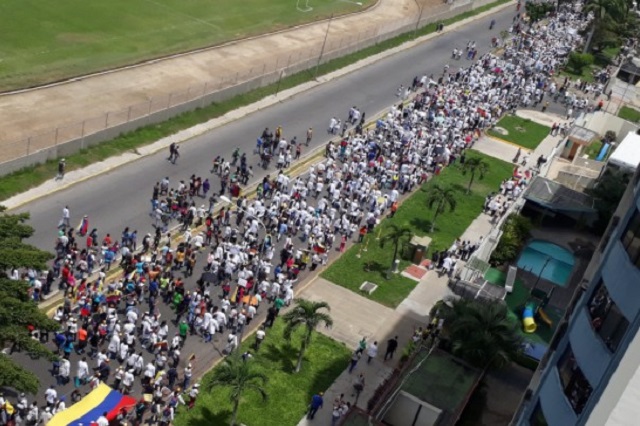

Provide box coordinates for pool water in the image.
[517,240,575,287]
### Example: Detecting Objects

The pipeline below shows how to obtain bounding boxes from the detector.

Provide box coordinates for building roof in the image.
[568,125,599,145]
[608,131,640,172]
[401,350,481,425]
[524,176,597,213]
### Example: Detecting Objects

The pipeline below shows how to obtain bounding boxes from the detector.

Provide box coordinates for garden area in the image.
[619,106,640,123]
[321,150,514,308]
[175,318,351,426]
[487,116,550,150]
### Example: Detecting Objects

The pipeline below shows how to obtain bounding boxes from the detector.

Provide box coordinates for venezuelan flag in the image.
[48,383,136,426]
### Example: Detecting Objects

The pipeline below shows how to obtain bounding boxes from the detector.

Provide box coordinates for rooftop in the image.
[401,350,481,425]
[524,176,597,213]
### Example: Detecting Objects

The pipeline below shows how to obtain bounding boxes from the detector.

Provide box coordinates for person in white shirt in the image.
[44,385,57,408]
[366,341,378,364]
[96,412,109,426]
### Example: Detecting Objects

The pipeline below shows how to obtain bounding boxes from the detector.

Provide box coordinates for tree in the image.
[583,0,626,52]
[439,298,522,372]
[379,224,413,273]
[461,157,490,194]
[203,354,268,426]
[282,299,333,373]
[0,206,58,394]
[567,52,595,74]
[586,169,629,232]
[424,183,457,232]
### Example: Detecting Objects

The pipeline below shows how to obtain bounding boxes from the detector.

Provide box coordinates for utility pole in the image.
[413,0,425,37]
[314,14,334,79]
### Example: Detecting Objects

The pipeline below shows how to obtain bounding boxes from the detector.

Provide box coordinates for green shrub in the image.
[525,2,555,22]
[490,214,533,266]
[567,52,594,74]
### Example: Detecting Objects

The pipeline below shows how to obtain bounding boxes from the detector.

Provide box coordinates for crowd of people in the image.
[2,1,604,424]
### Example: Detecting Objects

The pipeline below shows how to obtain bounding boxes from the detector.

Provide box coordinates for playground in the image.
[0,0,372,91]
[484,267,563,345]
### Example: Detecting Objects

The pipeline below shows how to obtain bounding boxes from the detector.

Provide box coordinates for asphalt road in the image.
[11,4,523,404]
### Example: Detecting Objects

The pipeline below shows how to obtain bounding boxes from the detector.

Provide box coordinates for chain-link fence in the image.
[0,0,502,175]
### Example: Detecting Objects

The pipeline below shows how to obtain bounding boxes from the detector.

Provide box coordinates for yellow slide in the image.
[537,308,553,328]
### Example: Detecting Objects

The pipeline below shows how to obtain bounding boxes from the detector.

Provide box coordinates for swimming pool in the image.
[517,240,575,287]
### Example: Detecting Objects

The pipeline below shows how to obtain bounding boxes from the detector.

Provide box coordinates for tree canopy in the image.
[0,206,58,394]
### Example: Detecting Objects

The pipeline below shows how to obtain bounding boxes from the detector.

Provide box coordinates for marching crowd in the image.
[1,2,603,425]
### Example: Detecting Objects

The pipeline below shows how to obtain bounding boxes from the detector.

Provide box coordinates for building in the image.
[513,165,640,425]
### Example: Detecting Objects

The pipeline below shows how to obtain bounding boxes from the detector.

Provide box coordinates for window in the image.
[557,346,592,414]
[621,210,640,267]
[588,282,629,352]
[530,402,548,426]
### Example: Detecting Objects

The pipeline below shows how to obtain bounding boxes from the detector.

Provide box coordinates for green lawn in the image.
[174,320,351,426]
[0,0,371,91]
[583,140,604,160]
[321,151,514,308]
[487,116,550,150]
[559,66,598,84]
[619,106,640,123]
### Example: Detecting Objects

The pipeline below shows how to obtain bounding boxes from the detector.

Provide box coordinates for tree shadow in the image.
[183,406,232,426]
[261,341,297,373]
[410,217,433,234]
[456,381,488,426]
[362,260,387,274]
[304,352,351,402]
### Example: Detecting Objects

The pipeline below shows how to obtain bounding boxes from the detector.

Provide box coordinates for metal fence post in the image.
[168,93,173,109]
[26,137,31,156]
[127,106,133,122]
[105,112,110,129]
[54,127,59,146]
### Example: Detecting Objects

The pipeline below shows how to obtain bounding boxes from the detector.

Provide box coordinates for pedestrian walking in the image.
[348,350,360,373]
[56,158,66,180]
[366,341,378,364]
[384,336,399,360]
[307,392,324,420]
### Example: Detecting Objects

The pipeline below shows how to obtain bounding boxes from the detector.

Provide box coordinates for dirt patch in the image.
[493,126,509,136]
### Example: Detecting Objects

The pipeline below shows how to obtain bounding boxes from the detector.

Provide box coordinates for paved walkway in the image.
[295,109,564,425]
[0,0,460,162]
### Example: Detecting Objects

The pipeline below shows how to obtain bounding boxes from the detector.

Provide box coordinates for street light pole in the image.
[314,14,334,79]
[413,0,425,37]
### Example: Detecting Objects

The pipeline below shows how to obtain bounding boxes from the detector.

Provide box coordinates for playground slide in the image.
[595,143,610,162]
[522,303,537,333]
[537,307,554,328]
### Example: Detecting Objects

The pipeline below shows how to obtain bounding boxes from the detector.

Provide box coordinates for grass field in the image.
[321,151,514,308]
[174,320,350,426]
[0,0,371,91]
[487,116,550,150]
[619,106,640,123]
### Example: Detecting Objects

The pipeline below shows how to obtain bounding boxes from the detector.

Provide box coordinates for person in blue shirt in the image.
[307,392,324,420]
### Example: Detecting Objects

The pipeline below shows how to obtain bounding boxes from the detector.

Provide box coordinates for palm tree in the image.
[204,354,268,426]
[461,157,490,194]
[282,299,334,373]
[439,298,522,373]
[424,183,457,232]
[379,224,413,273]
[583,0,625,52]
